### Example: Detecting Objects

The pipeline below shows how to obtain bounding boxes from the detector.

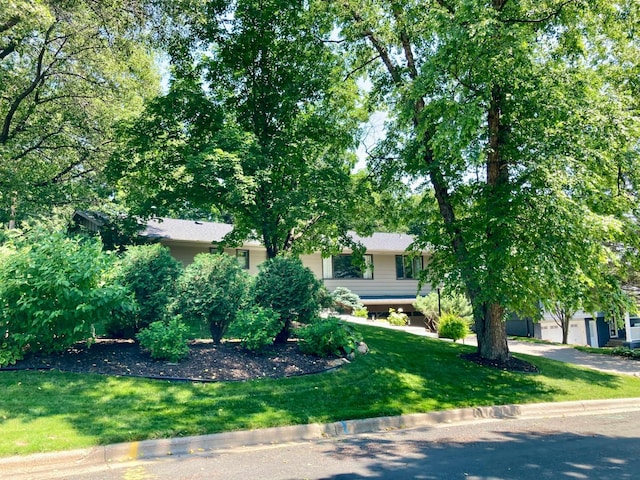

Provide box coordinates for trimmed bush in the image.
[228,306,283,352]
[0,226,133,366]
[387,308,409,326]
[137,316,190,362]
[252,256,325,343]
[438,312,470,342]
[107,244,182,338]
[353,307,368,318]
[331,287,363,314]
[175,253,248,343]
[298,317,362,357]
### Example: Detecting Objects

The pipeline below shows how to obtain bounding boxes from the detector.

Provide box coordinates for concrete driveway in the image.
[503,339,640,377]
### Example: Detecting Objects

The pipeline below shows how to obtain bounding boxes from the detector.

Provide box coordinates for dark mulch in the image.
[461,352,540,373]
[2,339,345,382]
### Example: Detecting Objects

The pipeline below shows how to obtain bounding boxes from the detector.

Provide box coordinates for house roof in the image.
[142,218,261,246]
[142,217,417,253]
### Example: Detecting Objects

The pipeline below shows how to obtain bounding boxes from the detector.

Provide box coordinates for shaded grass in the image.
[1,324,640,457]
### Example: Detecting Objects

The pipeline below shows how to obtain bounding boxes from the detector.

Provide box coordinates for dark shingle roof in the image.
[142,218,418,253]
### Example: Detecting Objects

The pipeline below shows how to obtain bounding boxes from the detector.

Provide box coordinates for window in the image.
[236,249,250,269]
[323,254,373,279]
[396,255,422,280]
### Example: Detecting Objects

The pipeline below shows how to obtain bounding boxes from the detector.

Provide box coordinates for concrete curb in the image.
[2,398,640,479]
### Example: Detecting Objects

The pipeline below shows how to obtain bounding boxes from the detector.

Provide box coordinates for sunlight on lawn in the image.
[2,417,97,456]
[1,325,640,457]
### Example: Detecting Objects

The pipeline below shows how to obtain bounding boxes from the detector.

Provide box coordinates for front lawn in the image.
[2,324,640,457]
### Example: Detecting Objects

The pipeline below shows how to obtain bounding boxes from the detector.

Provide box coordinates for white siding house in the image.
[141,218,431,315]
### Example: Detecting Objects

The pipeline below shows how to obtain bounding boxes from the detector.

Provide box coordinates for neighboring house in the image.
[141,217,432,319]
[506,304,640,349]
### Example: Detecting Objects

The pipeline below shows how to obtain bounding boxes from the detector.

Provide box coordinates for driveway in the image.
[504,339,640,377]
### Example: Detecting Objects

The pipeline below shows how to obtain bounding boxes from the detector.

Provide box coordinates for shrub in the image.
[611,347,640,359]
[107,244,182,338]
[331,287,363,314]
[228,306,283,352]
[137,316,190,362]
[438,313,470,342]
[413,292,440,331]
[414,291,473,332]
[353,307,368,318]
[175,253,248,343]
[298,317,362,357]
[252,256,324,343]
[387,308,409,326]
[0,226,133,366]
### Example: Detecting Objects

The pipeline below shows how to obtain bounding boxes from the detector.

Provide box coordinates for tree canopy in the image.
[331,0,640,360]
[0,0,158,226]
[112,0,371,257]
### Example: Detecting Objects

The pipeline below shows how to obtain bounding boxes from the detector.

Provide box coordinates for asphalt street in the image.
[17,409,640,480]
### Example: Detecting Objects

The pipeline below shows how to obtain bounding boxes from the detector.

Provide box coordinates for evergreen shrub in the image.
[175,253,248,343]
[252,256,324,342]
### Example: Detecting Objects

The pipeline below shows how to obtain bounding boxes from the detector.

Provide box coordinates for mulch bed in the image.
[461,352,540,373]
[2,339,345,382]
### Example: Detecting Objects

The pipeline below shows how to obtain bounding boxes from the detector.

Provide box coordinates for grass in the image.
[574,345,615,355]
[2,324,640,457]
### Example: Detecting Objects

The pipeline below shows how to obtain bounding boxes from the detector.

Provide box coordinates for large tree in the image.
[333,0,640,361]
[112,0,369,258]
[0,0,157,226]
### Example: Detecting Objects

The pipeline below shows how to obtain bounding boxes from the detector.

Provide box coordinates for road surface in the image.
[31,409,640,480]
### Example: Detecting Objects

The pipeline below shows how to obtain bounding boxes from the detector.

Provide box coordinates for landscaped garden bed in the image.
[1,338,344,382]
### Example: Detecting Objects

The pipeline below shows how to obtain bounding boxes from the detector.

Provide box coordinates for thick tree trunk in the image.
[474,302,510,362]
[475,85,511,362]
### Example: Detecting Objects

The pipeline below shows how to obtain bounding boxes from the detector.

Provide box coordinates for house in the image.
[141,217,433,320]
[506,301,640,349]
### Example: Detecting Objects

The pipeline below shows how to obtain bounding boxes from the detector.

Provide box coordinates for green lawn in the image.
[2,324,640,457]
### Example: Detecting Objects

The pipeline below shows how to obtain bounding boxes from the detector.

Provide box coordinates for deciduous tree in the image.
[333,0,640,361]
[0,0,157,225]
[112,0,370,257]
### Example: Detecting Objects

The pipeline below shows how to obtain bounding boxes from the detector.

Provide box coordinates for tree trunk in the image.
[561,311,570,344]
[474,302,510,362]
[274,319,291,344]
[8,194,16,229]
[474,85,510,362]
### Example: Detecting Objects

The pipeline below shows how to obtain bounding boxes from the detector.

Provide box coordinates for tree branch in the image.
[344,54,381,81]
[0,16,20,33]
[0,42,16,60]
[0,24,55,144]
[501,0,575,24]
[391,5,419,80]
[10,125,65,161]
